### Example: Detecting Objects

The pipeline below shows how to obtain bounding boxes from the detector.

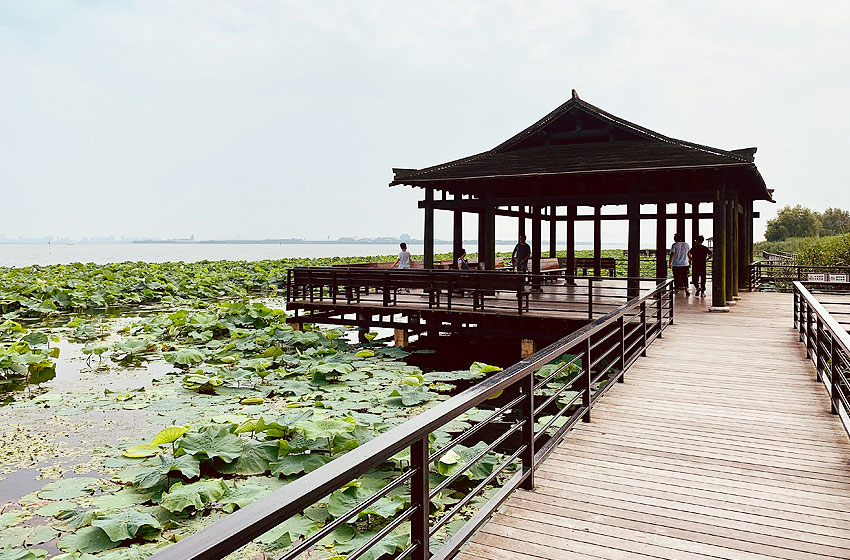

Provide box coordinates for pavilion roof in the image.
[390,93,772,201]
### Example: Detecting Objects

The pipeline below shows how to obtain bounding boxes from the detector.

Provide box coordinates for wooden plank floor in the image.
[459,290,850,560]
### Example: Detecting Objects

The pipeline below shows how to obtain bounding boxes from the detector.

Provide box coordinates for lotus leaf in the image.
[54,509,97,531]
[92,487,151,509]
[178,425,243,463]
[469,362,503,374]
[295,417,355,441]
[435,441,498,480]
[151,426,189,445]
[255,514,318,547]
[386,385,435,406]
[327,485,403,519]
[215,440,279,475]
[163,348,206,367]
[218,482,270,513]
[269,453,330,476]
[0,511,25,530]
[37,477,99,500]
[334,529,409,560]
[56,526,117,554]
[0,550,47,560]
[134,454,202,489]
[91,510,161,542]
[159,479,228,513]
[123,444,160,458]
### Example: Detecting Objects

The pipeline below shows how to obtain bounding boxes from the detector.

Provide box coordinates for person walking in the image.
[689,236,712,297]
[511,235,531,277]
[669,233,691,295]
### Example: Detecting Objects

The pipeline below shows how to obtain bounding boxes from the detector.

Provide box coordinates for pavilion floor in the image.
[457,290,850,560]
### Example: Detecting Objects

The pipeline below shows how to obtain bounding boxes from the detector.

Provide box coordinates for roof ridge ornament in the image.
[571,89,580,100]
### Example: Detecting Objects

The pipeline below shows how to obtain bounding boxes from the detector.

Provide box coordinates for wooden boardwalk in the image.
[459,290,850,560]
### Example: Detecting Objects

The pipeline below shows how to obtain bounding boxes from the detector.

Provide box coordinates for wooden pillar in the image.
[566,205,576,281]
[745,199,754,265]
[521,339,536,358]
[676,202,686,239]
[549,205,557,258]
[593,205,602,277]
[738,201,748,291]
[710,182,728,310]
[627,199,640,298]
[656,203,667,279]
[725,194,735,304]
[424,188,434,269]
[531,205,542,290]
[452,194,463,268]
[477,206,485,269]
[732,201,740,297]
[691,203,700,242]
[484,196,496,270]
[393,329,409,349]
[518,206,526,239]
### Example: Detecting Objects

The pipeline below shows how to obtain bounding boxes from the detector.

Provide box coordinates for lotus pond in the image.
[0,256,592,560]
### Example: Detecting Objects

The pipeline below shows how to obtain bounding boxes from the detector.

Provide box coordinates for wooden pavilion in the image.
[390,91,773,309]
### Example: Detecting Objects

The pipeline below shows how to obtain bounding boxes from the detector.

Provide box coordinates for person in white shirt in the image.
[392,242,411,269]
[668,233,691,295]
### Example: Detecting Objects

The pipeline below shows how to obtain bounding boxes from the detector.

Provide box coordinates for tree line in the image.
[764,206,850,242]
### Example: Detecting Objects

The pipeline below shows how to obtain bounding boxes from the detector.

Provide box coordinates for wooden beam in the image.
[656,203,666,280]
[424,188,434,269]
[593,205,602,277]
[419,191,718,210]
[453,193,462,268]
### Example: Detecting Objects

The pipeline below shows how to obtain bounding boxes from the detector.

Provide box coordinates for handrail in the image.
[149,279,674,560]
[749,261,850,292]
[793,281,850,421]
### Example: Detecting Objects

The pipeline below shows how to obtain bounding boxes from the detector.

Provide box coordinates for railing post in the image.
[830,332,839,415]
[669,283,675,325]
[332,271,338,304]
[308,268,314,302]
[582,338,592,423]
[805,304,812,359]
[640,301,648,357]
[799,296,805,342]
[617,316,625,382]
[286,269,292,302]
[410,436,430,560]
[816,316,824,381]
[793,288,798,329]
[587,277,594,320]
[656,288,663,338]
[520,370,535,490]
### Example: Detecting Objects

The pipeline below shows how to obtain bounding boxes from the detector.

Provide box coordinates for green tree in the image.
[817,207,850,236]
[764,205,821,242]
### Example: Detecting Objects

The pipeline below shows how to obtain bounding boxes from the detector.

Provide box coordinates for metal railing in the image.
[750,261,850,292]
[149,279,674,560]
[287,266,663,320]
[793,281,850,420]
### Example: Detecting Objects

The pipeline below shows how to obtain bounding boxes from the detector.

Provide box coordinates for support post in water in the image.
[520,339,536,358]
[520,370,535,490]
[394,329,409,349]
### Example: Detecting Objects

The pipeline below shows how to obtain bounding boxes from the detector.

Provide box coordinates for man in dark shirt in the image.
[689,235,712,297]
[512,235,531,275]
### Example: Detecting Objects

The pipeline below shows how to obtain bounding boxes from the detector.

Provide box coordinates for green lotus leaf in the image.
[91,509,161,542]
[92,487,151,509]
[20,332,48,346]
[163,347,206,367]
[334,529,409,560]
[294,417,355,441]
[151,426,189,445]
[178,425,244,463]
[56,526,117,554]
[54,508,97,530]
[159,479,228,513]
[435,441,499,480]
[327,485,403,519]
[269,453,330,476]
[386,385,436,406]
[0,511,25,530]
[133,454,201,490]
[354,349,375,358]
[218,482,271,513]
[0,549,47,560]
[123,444,160,458]
[469,361,503,374]
[255,514,319,547]
[215,440,279,476]
[37,477,99,500]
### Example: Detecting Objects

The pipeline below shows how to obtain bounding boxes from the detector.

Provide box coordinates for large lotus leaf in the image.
[134,454,201,489]
[327,486,404,520]
[435,441,499,480]
[20,332,48,346]
[54,509,97,531]
[218,482,270,513]
[91,510,161,542]
[92,487,151,509]
[255,514,319,547]
[151,426,188,445]
[386,385,436,407]
[37,477,99,500]
[0,549,47,560]
[0,511,25,530]
[0,525,57,548]
[178,425,243,463]
[469,362,503,374]
[294,418,355,442]
[269,454,330,476]
[334,529,409,560]
[163,348,206,366]
[215,440,278,476]
[85,544,163,560]
[123,444,160,458]
[56,526,117,554]
[159,479,228,513]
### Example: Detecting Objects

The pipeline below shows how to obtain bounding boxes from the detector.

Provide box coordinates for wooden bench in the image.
[557,257,617,277]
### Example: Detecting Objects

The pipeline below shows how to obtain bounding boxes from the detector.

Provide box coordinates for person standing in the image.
[456,248,470,270]
[669,233,691,295]
[511,235,531,276]
[689,236,712,297]
[392,242,411,269]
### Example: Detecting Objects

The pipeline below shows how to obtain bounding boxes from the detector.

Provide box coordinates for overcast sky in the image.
[1,0,848,244]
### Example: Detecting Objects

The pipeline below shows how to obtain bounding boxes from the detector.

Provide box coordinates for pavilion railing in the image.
[749,261,850,292]
[149,279,674,560]
[287,266,667,321]
[793,281,850,422]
